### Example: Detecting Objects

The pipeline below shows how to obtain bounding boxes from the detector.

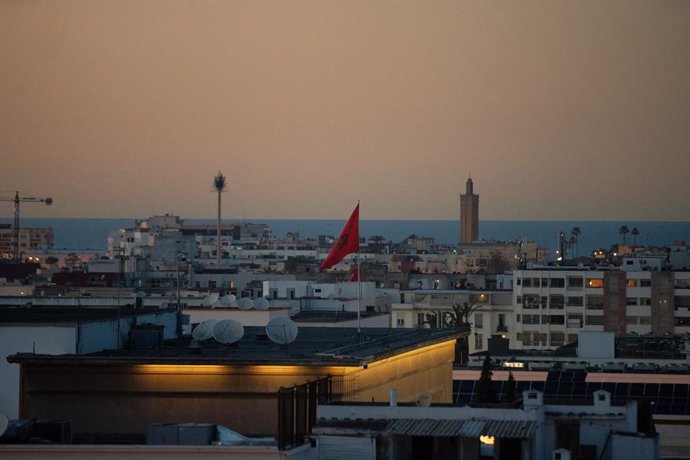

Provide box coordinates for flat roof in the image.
[0,305,167,324]
[7,326,468,367]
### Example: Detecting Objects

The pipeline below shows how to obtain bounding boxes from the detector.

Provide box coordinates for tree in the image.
[631,227,640,246]
[619,225,630,245]
[475,354,496,403]
[444,302,483,365]
[212,172,227,268]
[504,371,517,403]
[443,302,482,328]
[571,227,581,257]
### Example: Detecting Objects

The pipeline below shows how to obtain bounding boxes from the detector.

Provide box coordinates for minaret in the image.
[460,177,479,244]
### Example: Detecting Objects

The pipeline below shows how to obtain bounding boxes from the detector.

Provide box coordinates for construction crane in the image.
[0,191,53,261]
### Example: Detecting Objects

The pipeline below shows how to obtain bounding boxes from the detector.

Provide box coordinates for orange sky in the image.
[1,1,689,220]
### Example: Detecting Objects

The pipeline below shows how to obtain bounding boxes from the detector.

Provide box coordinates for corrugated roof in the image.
[386,419,536,439]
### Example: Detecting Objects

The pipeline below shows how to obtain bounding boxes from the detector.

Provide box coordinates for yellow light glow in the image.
[132,363,352,376]
[504,362,524,368]
[343,339,457,375]
[480,435,495,445]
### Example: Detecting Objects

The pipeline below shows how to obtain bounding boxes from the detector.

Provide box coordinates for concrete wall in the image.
[184,308,289,327]
[0,325,76,418]
[603,271,626,336]
[611,432,659,460]
[0,443,317,460]
[651,271,674,335]
[16,340,457,437]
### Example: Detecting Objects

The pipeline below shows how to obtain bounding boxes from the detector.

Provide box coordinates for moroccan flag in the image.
[320,204,360,270]
[350,268,359,281]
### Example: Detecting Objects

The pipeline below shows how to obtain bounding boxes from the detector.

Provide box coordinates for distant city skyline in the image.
[2,1,689,221]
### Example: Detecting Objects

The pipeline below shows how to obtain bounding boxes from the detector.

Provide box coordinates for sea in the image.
[2,218,690,258]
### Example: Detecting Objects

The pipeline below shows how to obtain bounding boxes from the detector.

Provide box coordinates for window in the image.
[639,298,651,306]
[587,278,604,288]
[548,315,565,325]
[524,294,540,309]
[586,316,604,325]
[475,313,483,328]
[523,314,540,325]
[550,332,565,346]
[586,295,604,309]
[567,277,583,288]
[641,279,652,287]
[626,279,638,287]
[550,278,565,288]
[626,316,638,325]
[516,278,522,286]
[474,334,483,350]
[396,318,405,327]
[516,314,521,323]
[567,296,583,307]
[626,297,637,306]
[640,316,651,325]
[549,294,565,309]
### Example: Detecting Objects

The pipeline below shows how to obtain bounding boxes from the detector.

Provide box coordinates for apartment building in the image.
[512,267,690,349]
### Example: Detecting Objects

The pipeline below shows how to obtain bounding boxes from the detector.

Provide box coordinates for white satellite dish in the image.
[201,293,220,307]
[0,413,8,439]
[254,298,270,310]
[192,319,218,341]
[226,294,237,303]
[237,297,254,309]
[265,317,298,345]
[213,319,244,344]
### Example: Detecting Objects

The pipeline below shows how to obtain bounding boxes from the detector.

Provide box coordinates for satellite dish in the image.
[265,317,298,345]
[226,294,237,303]
[192,319,218,341]
[201,293,220,307]
[213,319,244,344]
[254,298,270,310]
[237,297,254,309]
[416,393,432,407]
[0,413,8,439]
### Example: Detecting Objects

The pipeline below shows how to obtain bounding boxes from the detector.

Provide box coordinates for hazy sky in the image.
[2,1,689,221]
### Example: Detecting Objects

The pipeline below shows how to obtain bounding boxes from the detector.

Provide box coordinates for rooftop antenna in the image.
[265,317,298,348]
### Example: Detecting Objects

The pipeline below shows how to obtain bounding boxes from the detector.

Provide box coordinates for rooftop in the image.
[8,326,468,367]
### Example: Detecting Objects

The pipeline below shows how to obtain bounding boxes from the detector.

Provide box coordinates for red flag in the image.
[350,268,359,281]
[320,204,360,270]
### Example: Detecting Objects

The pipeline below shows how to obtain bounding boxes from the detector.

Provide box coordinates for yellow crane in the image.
[0,191,53,261]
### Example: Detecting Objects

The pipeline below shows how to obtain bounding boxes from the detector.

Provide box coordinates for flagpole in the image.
[357,200,362,338]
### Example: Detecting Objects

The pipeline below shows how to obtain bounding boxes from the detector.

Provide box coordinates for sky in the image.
[1,1,689,221]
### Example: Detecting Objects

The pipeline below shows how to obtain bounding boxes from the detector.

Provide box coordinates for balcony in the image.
[496,325,508,333]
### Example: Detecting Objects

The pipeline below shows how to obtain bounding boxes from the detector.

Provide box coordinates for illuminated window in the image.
[626,279,638,287]
[587,278,604,288]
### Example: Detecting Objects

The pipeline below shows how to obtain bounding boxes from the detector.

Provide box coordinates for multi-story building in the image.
[512,267,690,349]
[391,288,513,354]
[0,225,53,259]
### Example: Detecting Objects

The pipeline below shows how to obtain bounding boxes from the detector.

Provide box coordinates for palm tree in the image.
[444,302,483,365]
[631,227,640,246]
[619,225,630,245]
[571,227,581,257]
[212,172,227,268]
